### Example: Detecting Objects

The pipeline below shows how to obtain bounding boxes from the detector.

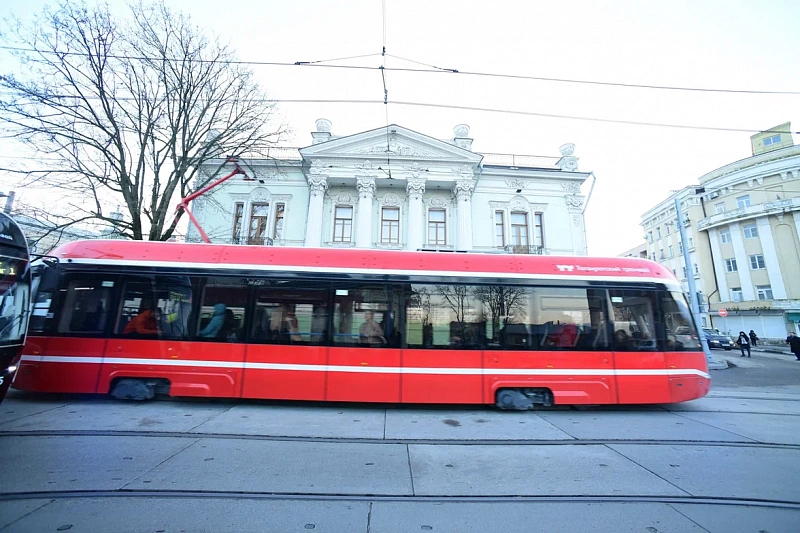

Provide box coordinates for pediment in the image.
[299,124,483,164]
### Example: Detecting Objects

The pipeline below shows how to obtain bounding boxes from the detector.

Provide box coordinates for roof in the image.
[49,240,677,285]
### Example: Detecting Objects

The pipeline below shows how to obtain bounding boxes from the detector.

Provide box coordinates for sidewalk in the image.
[712,345,798,368]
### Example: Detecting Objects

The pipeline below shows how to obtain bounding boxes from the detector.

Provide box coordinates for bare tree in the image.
[472,285,528,337]
[434,285,472,323]
[0,0,286,240]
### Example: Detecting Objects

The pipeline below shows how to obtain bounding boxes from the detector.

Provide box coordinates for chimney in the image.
[3,191,14,214]
[312,118,332,145]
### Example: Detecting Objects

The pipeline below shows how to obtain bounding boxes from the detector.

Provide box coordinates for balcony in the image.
[504,244,543,255]
[231,236,274,246]
[697,197,800,230]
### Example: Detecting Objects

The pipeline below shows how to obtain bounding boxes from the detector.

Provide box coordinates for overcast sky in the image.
[2,0,799,255]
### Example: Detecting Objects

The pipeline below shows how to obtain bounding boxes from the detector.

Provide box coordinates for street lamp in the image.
[674,192,715,366]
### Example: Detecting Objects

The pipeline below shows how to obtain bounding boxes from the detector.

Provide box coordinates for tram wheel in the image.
[111,378,156,401]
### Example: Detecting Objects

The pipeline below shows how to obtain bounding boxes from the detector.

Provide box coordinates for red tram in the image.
[15,240,710,408]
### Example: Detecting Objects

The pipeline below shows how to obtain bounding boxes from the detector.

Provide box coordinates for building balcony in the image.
[231,236,274,246]
[504,244,544,255]
[697,197,800,231]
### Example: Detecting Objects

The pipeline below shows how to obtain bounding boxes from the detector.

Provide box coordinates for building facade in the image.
[641,125,800,338]
[189,121,592,256]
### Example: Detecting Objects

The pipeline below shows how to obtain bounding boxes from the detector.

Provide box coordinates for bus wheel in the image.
[111,379,156,401]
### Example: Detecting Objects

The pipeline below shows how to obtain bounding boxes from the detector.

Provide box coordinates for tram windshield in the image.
[0,256,30,345]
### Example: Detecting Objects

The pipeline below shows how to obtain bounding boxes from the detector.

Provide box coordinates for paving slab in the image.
[708,388,800,401]
[0,499,52,530]
[674,411,800,445]
[384,409,574,440]
[123,438,413,495]
[537,411,754,441]
[610,444,800,502]
[0,435,196,493]
[0,497,370,533]
[0,400,232,433]
[370,501,705,533]
[408,444,687,496]
[665,396,800,415]
[671,503,800,533]
[0,397,72,425]
[188,404,386,438]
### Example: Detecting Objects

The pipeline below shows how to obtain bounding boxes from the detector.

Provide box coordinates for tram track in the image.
[1,429,798,450]
[1,489,799,510]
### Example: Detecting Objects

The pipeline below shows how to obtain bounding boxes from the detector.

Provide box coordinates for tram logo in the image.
[555,265,575,272]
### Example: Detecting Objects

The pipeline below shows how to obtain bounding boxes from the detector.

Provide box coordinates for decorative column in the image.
[304,174,328,247]
[728,222,755,301]
[453,179,475,251]
[356,177,376,248]
[565,195,586,256]
[406,178,426,251]
[708,227,729,302]
[756,216,787,299]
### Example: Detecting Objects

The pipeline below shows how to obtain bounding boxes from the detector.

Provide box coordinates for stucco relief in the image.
[357,177,376,198]
[505,179,527,190]
[357,138,433,157]
[336,193,354,204]
[309,160,327,176]
[356,160,375,174]
[453,164,475,181]
[509,196,528,212]
[427,196,450,208]
[405,161,427,178]
[572,214,583,227]
[453,180,476,202]
[308,175,328,197]
[250,188,270,203]
[565,194,584,211]
[406,179,426,201]
[381,193,401,206]
[560,181,581,192]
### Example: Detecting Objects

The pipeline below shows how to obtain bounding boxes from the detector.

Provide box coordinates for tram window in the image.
[157,277,193,340]
[333,284,399,348]
[486,286,610,351]
[250,282,329,345]
[116,278,193,339]
[405,284,484,349]
[56,278,114,335]
[609,289,658,352]
[662,291,702,352]
[197,277,248,342]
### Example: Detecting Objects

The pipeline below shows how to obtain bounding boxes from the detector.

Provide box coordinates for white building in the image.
[641,124,800,338]
[189,121,592,256]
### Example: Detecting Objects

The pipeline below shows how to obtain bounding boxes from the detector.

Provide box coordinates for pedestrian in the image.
[787,332,800,361]
[749,330,759,347]
[736,331,751,357]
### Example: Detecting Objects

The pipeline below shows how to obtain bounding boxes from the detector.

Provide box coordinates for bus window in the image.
[662,291,702,352]
[405,284,484,349]
[250,283,328,345]
[609,289,658,352]
[333,284,398,348]
[196,278,248,342]
[56,277,113,335]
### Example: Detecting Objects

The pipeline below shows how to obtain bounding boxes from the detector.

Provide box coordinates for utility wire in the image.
[1,44,798,96]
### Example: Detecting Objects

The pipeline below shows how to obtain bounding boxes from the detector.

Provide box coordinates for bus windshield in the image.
[0,257,30,345]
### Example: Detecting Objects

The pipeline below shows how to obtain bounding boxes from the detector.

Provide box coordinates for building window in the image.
[763,134,781,146]
[248,202,270,245]
[665,223,671,235]
[720,228,732,244]
[730,287,743,302]
[659,249,665,261]
[510,212,529,245]
[682,267,687,279]
[534,213,544,246]
[494,211,505,247]
[656,227,662,240]
[725,258,738,272]
[678,241,684,254]
[647,231,653,244]
[749,254,765,270]
[272,203,285,241]
[743,224,758,239]
[756,285,773,300]
[232,202,244,242]
[688,237,694,248]
[694,264,699,275]
[333,206,353,242]
[668,245,674,258]
[715,202,725,214]
[428,209,446,245]
[381,207,400,244]
[736,195,751,209]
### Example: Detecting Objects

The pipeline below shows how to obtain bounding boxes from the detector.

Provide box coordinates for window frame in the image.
[272,203,285,241]
[494,210,505,247]
[380,206,401,244]
[730,287,743,302]
[725,258,738,273]
[736,195,751,209]
[427,208,447,246]
[232,202,245,242]
[749,254,766,270]
[333,205,354,243]
[719,229,732,244]
[533,213,544,247]
[510,211,530,246]
[247,202,271,246]
[743,224,758,239]
[756,285,773,300]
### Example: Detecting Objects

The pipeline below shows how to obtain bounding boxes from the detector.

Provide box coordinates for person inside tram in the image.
[123,307,161,336]
[198,303,227,338]
[280,304,303,342]
[359,310,385,345]
[614,329,631,350]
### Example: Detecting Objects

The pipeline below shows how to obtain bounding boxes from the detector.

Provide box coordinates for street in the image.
[1,353,799,533]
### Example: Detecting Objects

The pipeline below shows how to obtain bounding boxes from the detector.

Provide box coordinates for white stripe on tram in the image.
[19,355,711,380]
[64,258,681,288]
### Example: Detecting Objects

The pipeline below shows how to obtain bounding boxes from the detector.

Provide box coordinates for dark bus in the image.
[0,212,31,402]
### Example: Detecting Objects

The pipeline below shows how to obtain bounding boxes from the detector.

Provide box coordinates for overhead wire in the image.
[1,44,798,95]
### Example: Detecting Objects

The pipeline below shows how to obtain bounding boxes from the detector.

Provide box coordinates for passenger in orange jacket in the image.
[123,309,160,335]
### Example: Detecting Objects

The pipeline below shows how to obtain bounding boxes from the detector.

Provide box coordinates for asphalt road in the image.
[1,356,799,533]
